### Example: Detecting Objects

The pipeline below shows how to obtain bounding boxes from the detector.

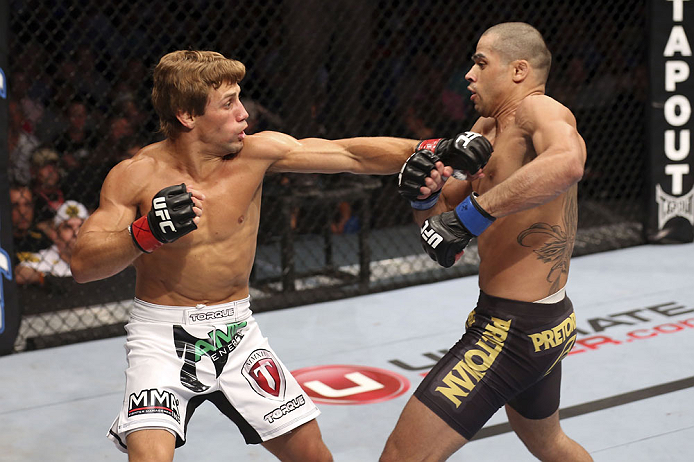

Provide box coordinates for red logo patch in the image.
[242,349,286,401]
[292,365,410,405]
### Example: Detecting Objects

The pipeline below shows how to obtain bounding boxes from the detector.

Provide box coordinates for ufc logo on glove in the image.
[153,197,177,233]
[421,220,443,248]
[455,132,483,149]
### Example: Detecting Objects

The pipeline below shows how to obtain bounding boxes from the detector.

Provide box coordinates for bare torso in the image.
[130,138,273,306]
[76,130,418,307]
[470,113,578,302]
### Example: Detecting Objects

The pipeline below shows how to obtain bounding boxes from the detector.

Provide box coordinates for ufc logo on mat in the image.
[455,131,482,149]
[153,197,177,233]
[421,220,443,248]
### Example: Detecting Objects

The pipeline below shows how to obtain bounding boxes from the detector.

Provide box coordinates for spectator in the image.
[9,70,45,132]
[54,99,99,171]
[8,99,40,186]
[69,44,112,108]
[15,200,88,285]
[331,201,361,235]
[30,147,65,228]
[10,185,52,264]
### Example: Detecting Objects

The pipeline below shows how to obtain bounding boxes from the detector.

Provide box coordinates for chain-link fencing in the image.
[7,0,647,352]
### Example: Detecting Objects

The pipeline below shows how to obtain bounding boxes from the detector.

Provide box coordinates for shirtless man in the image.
[69,50,489,462]
[381,23,593,461]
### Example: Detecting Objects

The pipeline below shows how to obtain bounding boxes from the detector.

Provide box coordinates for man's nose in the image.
[238,104,249,122]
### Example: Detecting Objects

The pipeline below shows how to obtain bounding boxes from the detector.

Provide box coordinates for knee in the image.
[519,431,568,461]
[127,445,173,462]
[301,449,333,462]
[379,438,405,462]
[286,441,333,462]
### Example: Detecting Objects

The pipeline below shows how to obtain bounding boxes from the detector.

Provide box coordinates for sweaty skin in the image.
[71,82,417,306]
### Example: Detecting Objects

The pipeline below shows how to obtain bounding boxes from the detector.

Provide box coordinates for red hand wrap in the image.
[130,216,163,253]
[416,138,443,153]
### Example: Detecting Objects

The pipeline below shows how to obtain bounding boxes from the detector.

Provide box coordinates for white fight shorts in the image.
[107,297,319,453]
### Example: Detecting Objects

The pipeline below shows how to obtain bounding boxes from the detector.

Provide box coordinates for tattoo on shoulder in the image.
[516,194,577,295]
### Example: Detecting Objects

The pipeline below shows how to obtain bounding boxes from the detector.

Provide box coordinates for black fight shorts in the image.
[414,291,577,440]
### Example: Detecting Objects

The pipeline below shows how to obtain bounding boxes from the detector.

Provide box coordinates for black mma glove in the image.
[129,184,197,253]
[398,132,493,210]
[420,192,495,267]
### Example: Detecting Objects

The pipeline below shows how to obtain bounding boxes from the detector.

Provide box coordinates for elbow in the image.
[70,256,91,284]
[567,154,585,185]
[570,162,585,185]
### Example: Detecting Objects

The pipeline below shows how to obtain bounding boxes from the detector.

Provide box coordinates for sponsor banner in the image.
[648,0,694,242]
[292,364,409,405]
[386,300,694,374]
[0,0,20,355]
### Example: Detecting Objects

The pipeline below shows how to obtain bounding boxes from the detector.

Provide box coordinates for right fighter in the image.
[381,22,593,461]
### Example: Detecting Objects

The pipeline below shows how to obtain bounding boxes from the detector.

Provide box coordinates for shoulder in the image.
[100,144,165,205]
[469,117,496,137]
[241,131,300,159]
[516,95,577,130]
[106,143,163,183]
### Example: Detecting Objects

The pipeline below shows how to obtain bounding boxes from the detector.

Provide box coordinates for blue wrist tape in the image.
[454,193,495,236]
[410,191,440,210]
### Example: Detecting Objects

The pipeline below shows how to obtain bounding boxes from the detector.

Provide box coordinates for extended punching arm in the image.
[398,132,493,210]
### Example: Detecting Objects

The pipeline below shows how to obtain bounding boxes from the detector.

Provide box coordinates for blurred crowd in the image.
[6,0,648,287]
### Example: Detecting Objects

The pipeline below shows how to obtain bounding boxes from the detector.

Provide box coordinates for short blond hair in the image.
[152,50,246,138]
[482,22,552,83]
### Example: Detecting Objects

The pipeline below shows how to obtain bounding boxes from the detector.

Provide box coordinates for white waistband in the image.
[533,287,566,304]
[131,297,252,325]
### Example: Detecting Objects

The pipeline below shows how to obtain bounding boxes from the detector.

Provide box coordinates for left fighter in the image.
[70,50,491,462]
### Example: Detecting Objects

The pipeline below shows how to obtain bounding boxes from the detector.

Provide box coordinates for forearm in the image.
[412,200,449,227]
[70,229,142,283]
[476,152,583,218]
[411,178,474,226]
[335,137,418,174]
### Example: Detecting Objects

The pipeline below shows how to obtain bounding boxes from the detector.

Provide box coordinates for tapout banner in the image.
[648,0,694,243]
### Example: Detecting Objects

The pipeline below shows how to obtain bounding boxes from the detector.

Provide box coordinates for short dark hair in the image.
[482,22,552,83]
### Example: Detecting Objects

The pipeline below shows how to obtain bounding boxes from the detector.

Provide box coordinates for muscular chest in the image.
[477,125,534,192]
[139,165,264,242]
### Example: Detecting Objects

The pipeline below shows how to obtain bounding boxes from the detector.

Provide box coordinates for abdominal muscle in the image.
[133,228,258,307]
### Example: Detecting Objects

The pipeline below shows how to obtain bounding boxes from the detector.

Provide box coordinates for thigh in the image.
[507,362,562,419]
[412,314,519,440]
[261,419,332,462]
[505,405,563,449]
[126,429,176,462]
[215,316,321,443]
[381,395,468,462]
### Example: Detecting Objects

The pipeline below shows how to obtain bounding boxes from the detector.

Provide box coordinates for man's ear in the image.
[512,60,529,83]
[177,111,195,130]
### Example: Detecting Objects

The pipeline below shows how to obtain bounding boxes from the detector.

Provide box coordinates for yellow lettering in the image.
[435,360,480,407]
[436,318,510,407]
[477,337,501,356]
[528,313,578,352]
[530,333,545,352]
